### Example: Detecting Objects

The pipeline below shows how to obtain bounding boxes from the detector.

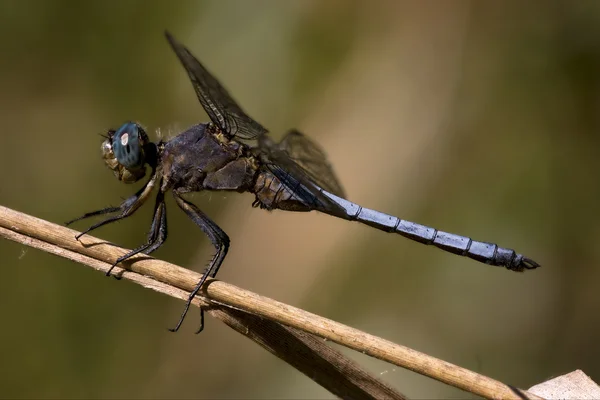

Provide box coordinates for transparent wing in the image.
[165,31,268,141]
[165,32,347,214]
[258,130,347,216]
[276,130,345,197]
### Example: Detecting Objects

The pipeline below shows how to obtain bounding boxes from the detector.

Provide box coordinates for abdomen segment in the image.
[319,190,540,272]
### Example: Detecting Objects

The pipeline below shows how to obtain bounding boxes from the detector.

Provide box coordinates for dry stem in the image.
[0,205,541,400]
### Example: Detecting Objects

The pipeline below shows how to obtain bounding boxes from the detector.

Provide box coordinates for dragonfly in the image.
[67,31,540,333]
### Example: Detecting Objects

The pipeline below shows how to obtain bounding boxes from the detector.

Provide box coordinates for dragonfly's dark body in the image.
[67,31,539,333]
[161,123,256,194]
[160,122,314,211]
[159,122,529,268]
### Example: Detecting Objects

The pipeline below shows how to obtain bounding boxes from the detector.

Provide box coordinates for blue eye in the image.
[112,122,146,169]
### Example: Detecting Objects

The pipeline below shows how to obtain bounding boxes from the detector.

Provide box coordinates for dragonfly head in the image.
[102,122,153,183]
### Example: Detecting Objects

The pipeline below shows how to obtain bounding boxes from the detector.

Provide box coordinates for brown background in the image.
[0,1,597,398]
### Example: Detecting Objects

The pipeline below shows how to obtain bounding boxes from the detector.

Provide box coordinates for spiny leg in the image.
[107,190,168,277]
[137,198,168,255]
[69,171,158,240]
[65,206,121,226]
[65,174,154,228]
[171,191,230,334]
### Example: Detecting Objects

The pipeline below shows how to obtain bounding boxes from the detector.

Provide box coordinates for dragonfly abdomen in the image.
[319,190,539,272]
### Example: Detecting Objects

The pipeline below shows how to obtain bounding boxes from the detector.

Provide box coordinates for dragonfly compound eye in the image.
[101,122,149,183]
[113,122,147,169]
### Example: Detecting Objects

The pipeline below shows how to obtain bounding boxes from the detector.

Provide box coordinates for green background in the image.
[0,1,597,398]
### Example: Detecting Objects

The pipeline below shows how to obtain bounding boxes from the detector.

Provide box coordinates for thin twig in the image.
[0,205,541,400]
[0,215,402,400]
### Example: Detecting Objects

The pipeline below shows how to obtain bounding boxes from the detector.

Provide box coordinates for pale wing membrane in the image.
[165,31,268,141]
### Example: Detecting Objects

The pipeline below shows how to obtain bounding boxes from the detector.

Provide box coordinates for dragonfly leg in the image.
[68,171,158,240]
[107,190,167,277]
[196,308,205,334]
[65,206,121,225]
[170,191,230,333]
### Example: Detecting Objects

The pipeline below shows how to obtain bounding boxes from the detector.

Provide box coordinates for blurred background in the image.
[0,0,598,398]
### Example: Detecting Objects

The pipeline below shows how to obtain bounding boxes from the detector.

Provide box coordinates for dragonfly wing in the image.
[276,129,346,197]
[259,130,347,217]
[165,31,268,142]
